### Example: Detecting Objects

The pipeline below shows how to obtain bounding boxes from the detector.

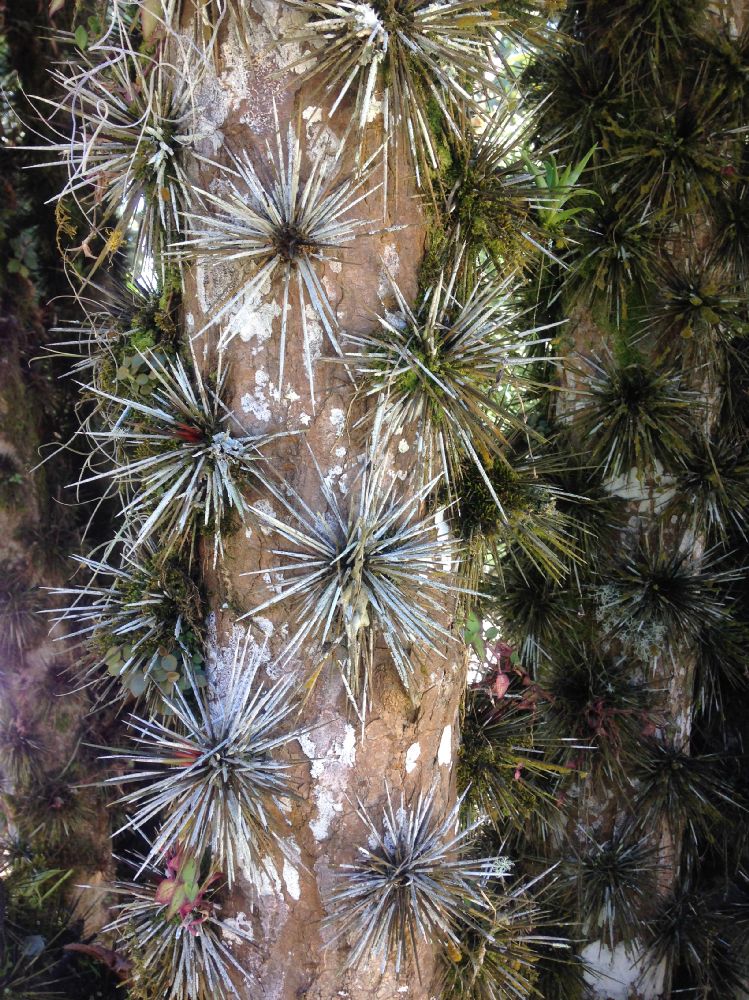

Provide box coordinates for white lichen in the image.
[438,724,452,766]
[299,721,357,841]
[405,742,421,774]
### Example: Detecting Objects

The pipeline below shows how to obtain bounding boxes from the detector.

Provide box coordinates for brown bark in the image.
[181,5,462,996]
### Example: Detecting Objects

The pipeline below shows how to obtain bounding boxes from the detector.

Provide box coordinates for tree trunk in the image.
[182,5,458,995]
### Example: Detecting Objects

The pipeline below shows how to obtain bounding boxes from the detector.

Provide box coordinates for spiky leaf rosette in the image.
[348,258,550,502]
[594,536,742,650]
[694,618,749,720]
[180,116,377,402]
[563,0,709,68]
[457,448,581,584]
[572,354,696,479]
[561,828,659,954]
[326,784,510,973]
[712,179,749,281]
[605,73,741,220]
[480,558,583,672]
[10,769,94,851]
[541,444,627,577]
[34,11,215,274]
[104,856,252,1000]
[242,458,464,717]
[282,2,552,196]
[561,194,660,323]
[643,254,747,366]
[84,351,281,562]
[522,44,623,161]
[663,433,749,542]
[642,888,749,998]
[48,274,180,400]
[631,741,744,856]
[0,563,45,659]
[0,938,64,999]
[440,872,566,1000]
[48,541,205,709]
[540,644,653,787]
[0,710,45,786]
[445,107,556,276]
[458,687,573,840]
[104,633,301,887]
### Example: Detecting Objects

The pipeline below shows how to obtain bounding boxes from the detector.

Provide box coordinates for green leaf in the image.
[74,24,88,50]
[128,672,147,697]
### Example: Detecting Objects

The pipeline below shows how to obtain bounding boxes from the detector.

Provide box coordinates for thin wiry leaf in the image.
[28,9,217,275]
[631,741,745,858]
[440,869,568,1000]
[595,535,743,649]
[241,456,468,719]
[103,632,302,888]
[104,858,252,1000]
[179,114,379,404]
[325,783,511,973]
[572,353,697,479]
[347,255,555,506]
[561,828,660,954]
[46,539,205,712]
[79,350,285,563]
[282,1,553,199]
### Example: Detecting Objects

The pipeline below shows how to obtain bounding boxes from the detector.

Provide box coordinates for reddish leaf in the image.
[493,672,511,699]
[63,943,132,981]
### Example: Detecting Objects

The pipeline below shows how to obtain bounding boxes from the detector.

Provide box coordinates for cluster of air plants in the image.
[49,540,205,706]
[17,0,749,991]
[104,634,301,887]
[326,783,511,973]
[500,0,749,992]
[282,1,555,196]
[34,6,215,273]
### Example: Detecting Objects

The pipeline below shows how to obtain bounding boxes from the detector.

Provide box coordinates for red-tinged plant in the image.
[153,848,222,934]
